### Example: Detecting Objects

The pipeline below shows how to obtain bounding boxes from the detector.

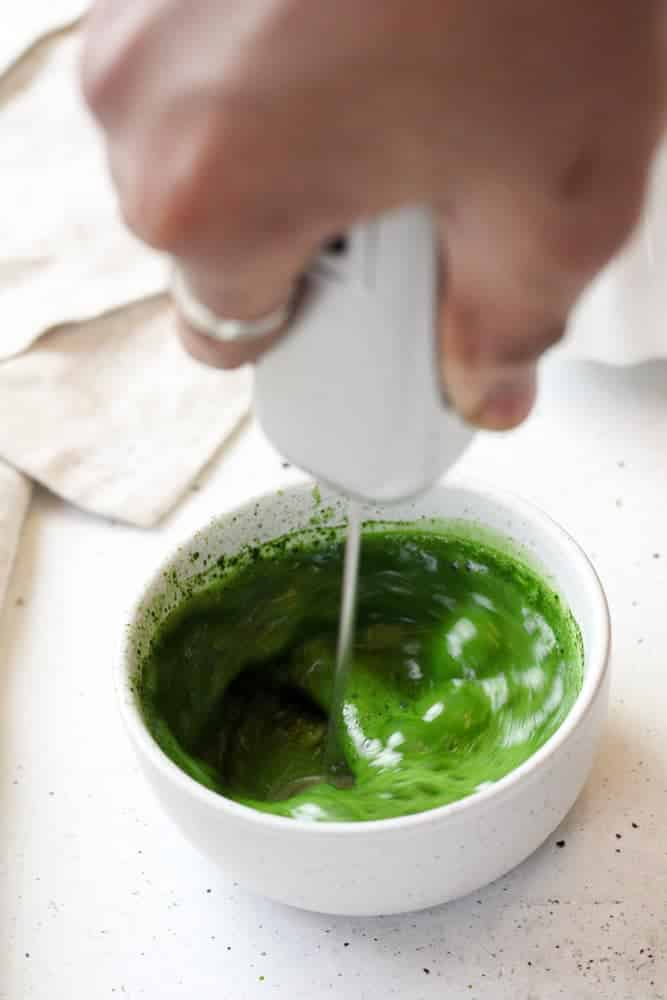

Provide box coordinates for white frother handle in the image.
[254,206,473,502]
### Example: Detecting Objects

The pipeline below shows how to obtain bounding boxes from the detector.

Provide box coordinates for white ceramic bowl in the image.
[118,483,610,916]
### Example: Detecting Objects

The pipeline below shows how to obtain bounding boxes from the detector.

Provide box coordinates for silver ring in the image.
[171,267,293,343]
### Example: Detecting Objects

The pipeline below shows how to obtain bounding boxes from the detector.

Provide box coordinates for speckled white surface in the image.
[2,357,667,999]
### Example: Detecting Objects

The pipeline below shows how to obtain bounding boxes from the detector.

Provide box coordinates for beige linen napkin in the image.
[0,23,252,611]
[0,30,167,362]
[0,297,252,528]
[0,295,252,611]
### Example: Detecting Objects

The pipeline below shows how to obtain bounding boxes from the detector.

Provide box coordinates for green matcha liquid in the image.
[139,522,583,822]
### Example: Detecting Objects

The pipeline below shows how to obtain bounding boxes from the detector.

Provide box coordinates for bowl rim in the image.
[117,479,611,837]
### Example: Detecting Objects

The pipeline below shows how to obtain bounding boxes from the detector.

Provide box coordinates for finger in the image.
[86,50,332,369]
[439,287,547,432]
[436,166,646,430]
[437,232,564,430]
[177,318,287,371]
[163,176,330,365]
[172,264,300,370]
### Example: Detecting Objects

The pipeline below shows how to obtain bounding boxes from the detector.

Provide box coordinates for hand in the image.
[82,0,666,429]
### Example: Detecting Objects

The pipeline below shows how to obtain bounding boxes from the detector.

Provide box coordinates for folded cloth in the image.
[0,465,31,609]
[0,0,87,79]
[0,296,252,528]
[0,20,255,614]
[0,30,167,362]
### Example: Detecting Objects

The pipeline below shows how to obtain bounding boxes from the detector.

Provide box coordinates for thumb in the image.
[437,203,572,431]
[438,277,557,432]
[437,157,647,430]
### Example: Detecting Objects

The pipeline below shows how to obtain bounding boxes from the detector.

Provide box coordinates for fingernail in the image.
[472,369,537,430]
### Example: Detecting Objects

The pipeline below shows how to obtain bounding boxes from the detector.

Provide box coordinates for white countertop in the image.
[3,357,667,1000]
